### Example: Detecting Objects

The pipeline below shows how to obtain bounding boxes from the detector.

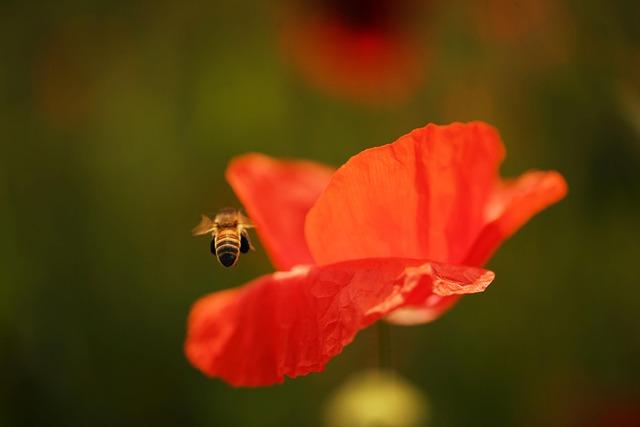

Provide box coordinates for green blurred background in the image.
[1,1,639,426]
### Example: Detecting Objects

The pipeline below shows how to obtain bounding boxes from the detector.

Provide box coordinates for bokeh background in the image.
[2,0,639,426]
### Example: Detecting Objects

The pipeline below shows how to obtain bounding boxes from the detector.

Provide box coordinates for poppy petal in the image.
[386,170,567,326]
[185,259,494,386]
[305,122,505,266]
[226,153,334,270]
[464,170,568,266]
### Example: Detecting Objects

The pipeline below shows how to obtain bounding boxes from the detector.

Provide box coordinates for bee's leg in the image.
[240,230,254,253]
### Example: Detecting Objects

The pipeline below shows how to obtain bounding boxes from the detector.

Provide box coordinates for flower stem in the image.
[377,321,392,371]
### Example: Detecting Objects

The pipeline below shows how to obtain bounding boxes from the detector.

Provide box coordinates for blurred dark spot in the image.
[318,0,414,32]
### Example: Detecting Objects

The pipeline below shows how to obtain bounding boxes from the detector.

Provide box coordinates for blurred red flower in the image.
[571,398,640,427]
[279,0,430,106]
[468,0,574,69]
[185,122,567,386]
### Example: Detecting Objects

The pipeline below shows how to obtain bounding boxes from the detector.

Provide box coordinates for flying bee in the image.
[192,207,255,268]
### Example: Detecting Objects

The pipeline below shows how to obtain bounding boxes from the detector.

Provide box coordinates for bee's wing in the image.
[192,214,216,236]
[238,212,254,228]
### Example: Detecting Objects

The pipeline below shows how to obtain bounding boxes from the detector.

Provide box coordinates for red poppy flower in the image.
[185,122,567,386]
[279,0,429,106]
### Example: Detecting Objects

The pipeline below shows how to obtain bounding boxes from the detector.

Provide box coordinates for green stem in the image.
[377,321,392,371]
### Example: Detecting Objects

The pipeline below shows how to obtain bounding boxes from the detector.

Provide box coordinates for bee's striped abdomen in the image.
[214,229,240,267]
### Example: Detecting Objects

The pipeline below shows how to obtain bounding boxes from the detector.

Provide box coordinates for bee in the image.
[192,207,255,268]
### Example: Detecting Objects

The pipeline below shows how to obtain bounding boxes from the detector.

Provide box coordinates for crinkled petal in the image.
[185,259,494,386]
[386,170,567,325]
[226,154,334,270]
[305,122,505,266]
